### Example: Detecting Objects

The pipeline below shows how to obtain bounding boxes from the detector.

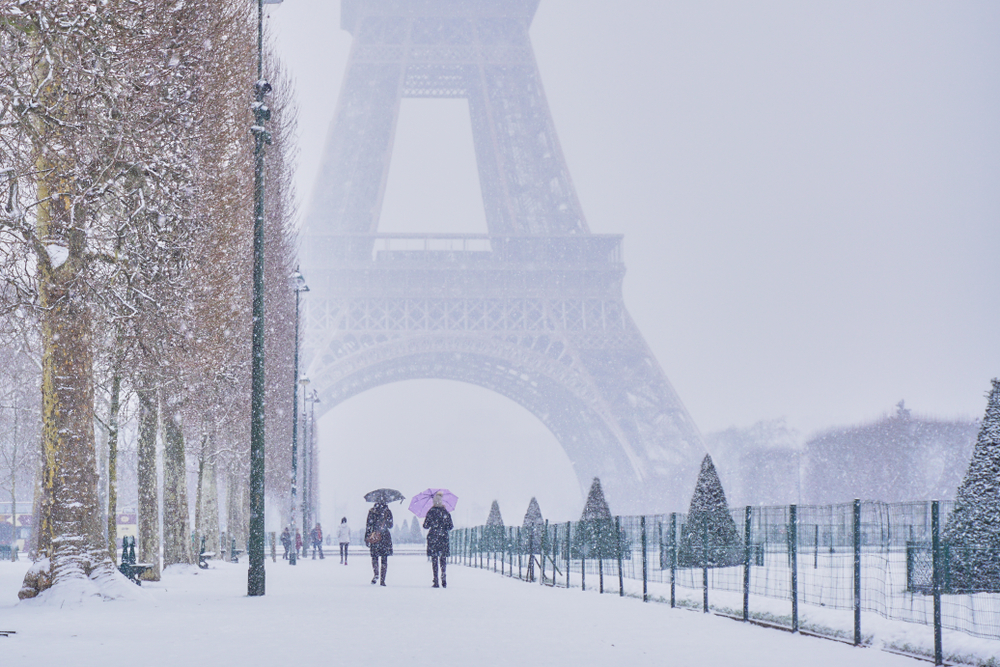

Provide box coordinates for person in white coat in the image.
[337,517,351,565]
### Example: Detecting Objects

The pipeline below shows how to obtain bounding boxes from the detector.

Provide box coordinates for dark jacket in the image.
[365,504,394,557]
[423,506,454,557]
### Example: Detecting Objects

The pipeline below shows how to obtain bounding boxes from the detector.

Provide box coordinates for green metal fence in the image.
[450,500,1000,666]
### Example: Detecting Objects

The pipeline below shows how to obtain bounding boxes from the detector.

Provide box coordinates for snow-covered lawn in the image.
[0,553,976,666]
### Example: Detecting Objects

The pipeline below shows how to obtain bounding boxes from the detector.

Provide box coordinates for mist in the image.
[267,1,1000,523]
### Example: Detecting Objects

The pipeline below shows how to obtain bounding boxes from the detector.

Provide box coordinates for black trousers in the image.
[340,543,348,562]
[431,556,447,585]
[371,554,388,582]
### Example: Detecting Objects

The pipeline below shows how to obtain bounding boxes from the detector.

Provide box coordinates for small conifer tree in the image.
[409,517,422,543]
[521,497,544,554]
[485,500,505,551]
[678,454,742,567]
[943,379,1000,592]
[573,478,619,559]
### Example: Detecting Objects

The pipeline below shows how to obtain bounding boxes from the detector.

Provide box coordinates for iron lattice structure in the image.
[300,0,705,512]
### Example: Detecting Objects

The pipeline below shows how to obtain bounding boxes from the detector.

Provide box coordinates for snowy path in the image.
[1,554,923,666]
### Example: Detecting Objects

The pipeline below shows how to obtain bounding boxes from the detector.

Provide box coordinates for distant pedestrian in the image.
[337,517,351,565]
[311,523,324,560]
[423,492,454,588]
[280,527,291,560]
[295,530,303,558]
[365,501,393,586]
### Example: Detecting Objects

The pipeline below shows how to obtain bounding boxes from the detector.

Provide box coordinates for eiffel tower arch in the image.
[299,0,705,512]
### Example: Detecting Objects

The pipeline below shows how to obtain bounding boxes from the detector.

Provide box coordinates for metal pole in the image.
[616,516,624,597]
[670,512,676,608]
[790,504,798,633]
[743,506,751,622]
[518,527,522,580]
[932,500,943,666]
[641,516,648,602]
[288,279,302,566]
[300,379,309,555]
[566,521,571,589]
[853,498,862,646]
[702,520,709,613]
[551,522,557,586]
[540,521,547,585]
[247,0,270,597]
[814,523,819,569]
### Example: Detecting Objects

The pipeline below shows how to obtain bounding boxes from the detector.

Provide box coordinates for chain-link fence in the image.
[450,500,1000,665]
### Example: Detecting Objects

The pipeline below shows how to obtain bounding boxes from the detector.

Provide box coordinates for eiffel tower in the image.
[299,0,705,512]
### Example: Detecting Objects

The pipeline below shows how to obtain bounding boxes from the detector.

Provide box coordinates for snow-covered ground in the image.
[0,550,965,667]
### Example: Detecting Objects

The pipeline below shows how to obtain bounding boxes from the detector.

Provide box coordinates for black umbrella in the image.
[364,488,405,504]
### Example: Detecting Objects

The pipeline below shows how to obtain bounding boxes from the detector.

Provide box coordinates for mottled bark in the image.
[226,469,248,556]
[19,144,109,598]
[105,372,121,564]
[195,433,220,557]
[136,385,160,580]
[161,403,191,566]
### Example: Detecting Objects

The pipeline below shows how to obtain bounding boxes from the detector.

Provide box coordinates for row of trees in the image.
[0,1,299,598]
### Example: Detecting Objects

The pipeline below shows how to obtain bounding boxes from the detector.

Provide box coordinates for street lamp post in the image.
[288,270,308,566]
[299,375,310,556]
[248,0,285,597]
[305,389,321,546]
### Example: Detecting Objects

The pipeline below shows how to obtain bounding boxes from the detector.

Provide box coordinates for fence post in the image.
[503,528,514,577]
[599,553,604,594]
[932,500,943,666]
[670,512,676,608]
[853,498,862,646]
[616,516,624,597]
[641,516,648,603]
[551,523,557,586]
[566,521,571,589]
[790,504,798,633]
[540,520,548,585]
[501,525,506,575]
[658,520,664,570]
[743,506,751,622]
[518,527,523,580]
[814,524,819,569]
[702,520,709,613]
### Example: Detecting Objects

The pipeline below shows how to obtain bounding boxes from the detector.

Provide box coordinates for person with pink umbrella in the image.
[410,489,456,588]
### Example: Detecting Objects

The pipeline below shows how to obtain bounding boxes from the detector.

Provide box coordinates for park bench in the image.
[118,536,154,585]
[0,545,16,561]
[197,536,215,569]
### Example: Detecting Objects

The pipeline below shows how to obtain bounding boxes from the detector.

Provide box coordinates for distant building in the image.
[0,503,141,554]
[0,501,33,552]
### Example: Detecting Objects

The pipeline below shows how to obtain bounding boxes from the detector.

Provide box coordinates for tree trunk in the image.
[19,155,109,598]
[196,432,220,558]
[162,402,191,566]
[136,384,160,580]
[106,372,122,564]
[226,469,248,558]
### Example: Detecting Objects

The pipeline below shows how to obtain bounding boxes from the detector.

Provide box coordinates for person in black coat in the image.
[423,492,454,588]
[365,501,393,586]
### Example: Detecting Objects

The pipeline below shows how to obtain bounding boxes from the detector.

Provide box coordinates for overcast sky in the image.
[267,1,1000,524]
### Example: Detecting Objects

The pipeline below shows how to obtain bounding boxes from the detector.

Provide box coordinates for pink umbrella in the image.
[408,488,458,518]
